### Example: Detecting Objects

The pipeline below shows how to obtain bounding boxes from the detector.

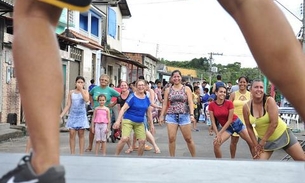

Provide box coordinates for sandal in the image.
[124,148,133,154]
[144,145,153,151]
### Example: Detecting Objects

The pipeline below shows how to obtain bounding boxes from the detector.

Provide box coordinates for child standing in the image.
[91,94,111,155]
[60,76,90,155]
[205,97,214,136]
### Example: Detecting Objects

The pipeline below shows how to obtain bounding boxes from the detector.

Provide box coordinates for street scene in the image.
[0,122,304,160]
[0,0,305,183]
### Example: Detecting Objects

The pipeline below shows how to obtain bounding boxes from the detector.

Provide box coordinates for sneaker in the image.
[0,155,65,183]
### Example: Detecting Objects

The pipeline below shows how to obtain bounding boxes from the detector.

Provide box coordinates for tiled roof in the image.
[61,29,103,50]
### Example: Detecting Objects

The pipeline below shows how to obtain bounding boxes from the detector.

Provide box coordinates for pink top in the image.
[93,109,109,123]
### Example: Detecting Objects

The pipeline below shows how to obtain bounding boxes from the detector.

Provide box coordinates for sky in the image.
[121,0,303,68]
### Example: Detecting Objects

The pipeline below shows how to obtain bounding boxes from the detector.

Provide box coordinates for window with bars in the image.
[70,47,83,61]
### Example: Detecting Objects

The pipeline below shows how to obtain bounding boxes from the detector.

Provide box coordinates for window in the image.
[91,16,99,36]
[79,14,88,31]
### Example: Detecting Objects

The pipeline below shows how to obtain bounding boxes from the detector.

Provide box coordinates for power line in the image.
[274,0,302,22]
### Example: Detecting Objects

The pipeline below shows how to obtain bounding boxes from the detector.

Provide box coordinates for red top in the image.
[111,87,122,103]
[208,100,238,126]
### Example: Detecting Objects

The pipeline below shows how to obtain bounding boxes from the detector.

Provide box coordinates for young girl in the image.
[60,76,90,155]
[91,94,111,156]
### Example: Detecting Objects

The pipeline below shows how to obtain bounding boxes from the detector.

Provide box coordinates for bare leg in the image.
[230,136,239,158]
[86,131,94,151]
[239,130,255,157]
[78,129,85,155]
[180,124,196,157]
[213,132,231,158]
[69,129,76,154]
[146,130,160,153]
[115,136,129,155]
[13,1,62,174]
[137,139,145,156]
[284,141,305,161]
[101,141,107,156]
[218,0,305,120]
[167,123,179,157]
[95,141,100,155]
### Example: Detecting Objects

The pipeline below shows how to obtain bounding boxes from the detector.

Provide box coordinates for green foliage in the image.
[160,57,264,83]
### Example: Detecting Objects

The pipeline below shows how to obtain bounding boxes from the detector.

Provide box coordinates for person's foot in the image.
[155,147,161,154]
[85,147,92,152]
[0,155,65,183]
[124,148,133,154]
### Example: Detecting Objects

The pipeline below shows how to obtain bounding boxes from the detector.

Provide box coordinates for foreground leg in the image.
[13,0,63,174]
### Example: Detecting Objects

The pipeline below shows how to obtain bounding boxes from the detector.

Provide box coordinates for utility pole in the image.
[208,52,223,85]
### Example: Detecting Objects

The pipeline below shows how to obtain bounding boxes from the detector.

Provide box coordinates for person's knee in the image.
[168,136,176,143]
[230,137,239,145]
[184,137,193,144]
[138,139,145,146]
[120,136,130,143]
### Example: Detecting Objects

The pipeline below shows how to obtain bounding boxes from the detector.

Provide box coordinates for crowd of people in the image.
[54,72,305,162]
[2,0,305,182]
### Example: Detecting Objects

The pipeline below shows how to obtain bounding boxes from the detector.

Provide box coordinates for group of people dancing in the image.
[61,71,305,161]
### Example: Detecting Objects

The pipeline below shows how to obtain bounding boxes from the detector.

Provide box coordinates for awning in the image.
[61,29,104,50]
[0,0,13,13]
[102,52,147,69]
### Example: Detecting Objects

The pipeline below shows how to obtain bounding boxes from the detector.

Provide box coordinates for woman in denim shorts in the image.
[160,70,196,157]
[209,86,255,158]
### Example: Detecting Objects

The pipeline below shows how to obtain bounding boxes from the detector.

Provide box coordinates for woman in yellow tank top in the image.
[229,76,251,159]
[243,80,305,160]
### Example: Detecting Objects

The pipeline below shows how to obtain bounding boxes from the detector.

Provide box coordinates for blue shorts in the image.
[165,113,191,126]
[226,118,245,135]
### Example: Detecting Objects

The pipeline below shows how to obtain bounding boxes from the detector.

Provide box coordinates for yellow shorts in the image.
[122,119,146,140]
[38,0,91,12]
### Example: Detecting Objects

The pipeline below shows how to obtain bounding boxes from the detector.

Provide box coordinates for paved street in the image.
[0,122,304,160]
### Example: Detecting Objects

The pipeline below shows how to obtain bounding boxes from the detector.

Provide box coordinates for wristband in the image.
[190,114,194,116]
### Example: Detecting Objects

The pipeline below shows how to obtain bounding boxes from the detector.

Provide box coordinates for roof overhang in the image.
[0,0,13,14]
[102,52,147,68]
[118,0,131,18]
[61,29,104,50]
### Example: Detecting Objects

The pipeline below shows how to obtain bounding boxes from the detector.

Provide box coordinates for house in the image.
[123,52,159,82]
[0,0,17,124]
[0,0,146,125]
